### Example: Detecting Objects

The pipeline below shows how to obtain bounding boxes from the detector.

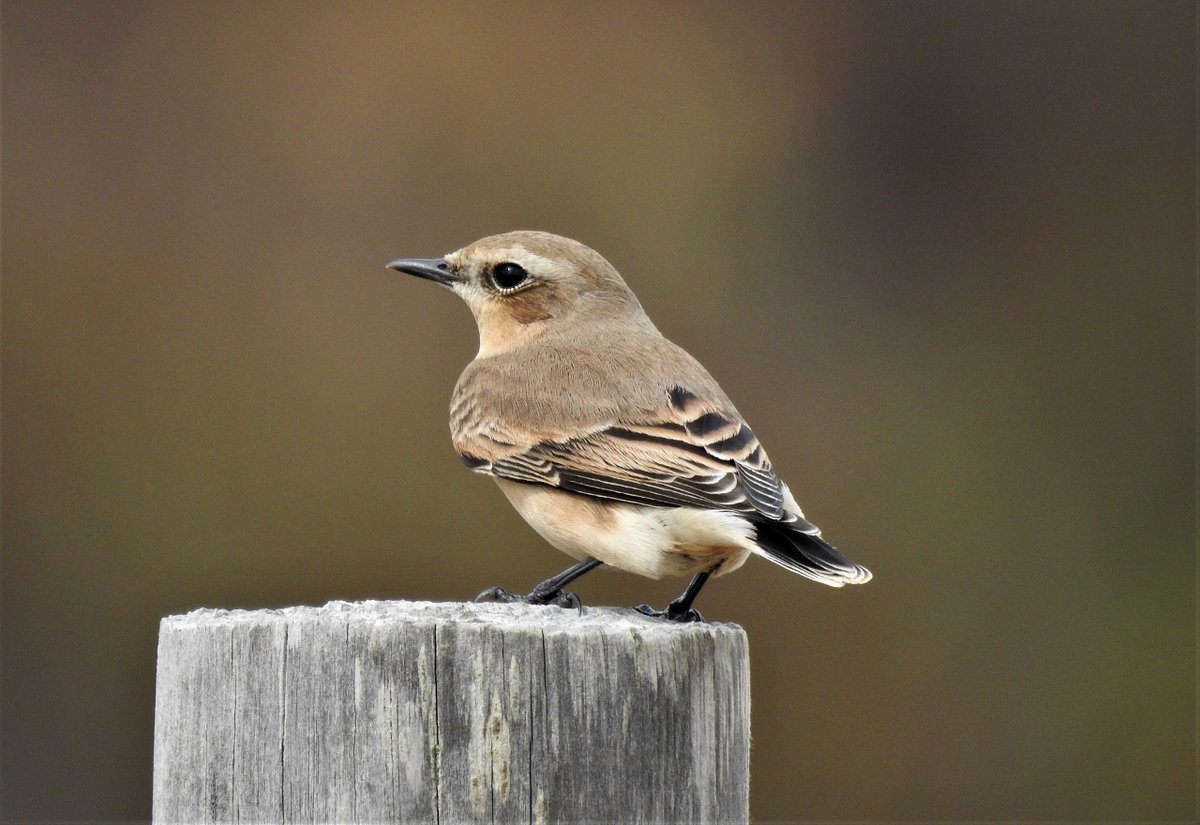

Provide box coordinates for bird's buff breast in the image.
[494,478,754,580]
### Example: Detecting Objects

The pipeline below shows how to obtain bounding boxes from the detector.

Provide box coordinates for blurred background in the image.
[2,1,1193,821]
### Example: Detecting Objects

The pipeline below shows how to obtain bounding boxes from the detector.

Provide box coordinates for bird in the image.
[386,231,870,622]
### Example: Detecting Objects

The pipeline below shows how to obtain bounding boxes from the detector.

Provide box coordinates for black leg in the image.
[476,557,603,612]
[528,557,603,601]
[634,569,712,623]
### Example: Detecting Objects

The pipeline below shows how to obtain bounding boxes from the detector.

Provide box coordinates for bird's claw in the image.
[633,603,705,623]
[474,586,521,604]
[527,586,582,611]
[475,586,583,613]
[543,590,582,611]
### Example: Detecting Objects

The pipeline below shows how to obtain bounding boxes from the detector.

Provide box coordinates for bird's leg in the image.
[476,557,603,612]
[635,569,712,623]
[526,557,603,605]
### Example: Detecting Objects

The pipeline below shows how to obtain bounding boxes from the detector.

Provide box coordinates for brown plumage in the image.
[387,231,870,621]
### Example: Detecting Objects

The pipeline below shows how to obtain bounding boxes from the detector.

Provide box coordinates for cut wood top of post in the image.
[160,599,746,637]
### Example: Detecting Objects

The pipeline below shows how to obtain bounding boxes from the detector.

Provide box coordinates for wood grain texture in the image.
[153,600,750,824]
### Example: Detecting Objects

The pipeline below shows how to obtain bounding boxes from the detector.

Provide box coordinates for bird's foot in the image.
[475,586,582,613]
[633,602,705,623]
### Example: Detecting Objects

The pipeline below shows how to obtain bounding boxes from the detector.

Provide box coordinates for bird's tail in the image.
[752,522,872,587]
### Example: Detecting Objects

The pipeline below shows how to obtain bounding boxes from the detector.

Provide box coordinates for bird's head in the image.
[388,231,654,357]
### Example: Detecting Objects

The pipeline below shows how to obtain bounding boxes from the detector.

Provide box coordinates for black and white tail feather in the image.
[752,522,871,587]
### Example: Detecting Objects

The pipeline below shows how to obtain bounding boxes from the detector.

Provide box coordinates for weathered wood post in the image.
[153,600,750,823]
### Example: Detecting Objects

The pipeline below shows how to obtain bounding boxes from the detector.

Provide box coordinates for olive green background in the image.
[2,1,1193,821]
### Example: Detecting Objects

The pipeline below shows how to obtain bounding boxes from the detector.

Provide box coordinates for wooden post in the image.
[153,600,750,823]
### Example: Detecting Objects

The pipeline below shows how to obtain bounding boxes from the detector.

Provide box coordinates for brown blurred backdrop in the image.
[2,1,1193,821]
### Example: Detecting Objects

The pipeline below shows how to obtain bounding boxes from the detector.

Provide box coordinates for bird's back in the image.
[451,323,743,453]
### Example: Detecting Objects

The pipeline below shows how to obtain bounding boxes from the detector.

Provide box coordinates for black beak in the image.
[385,257,459,287]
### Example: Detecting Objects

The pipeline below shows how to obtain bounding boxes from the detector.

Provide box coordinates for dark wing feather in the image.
[458,383,871,585]
[460,386,817,531]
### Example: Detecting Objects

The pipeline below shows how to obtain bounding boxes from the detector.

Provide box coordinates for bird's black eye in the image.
[491,262,529,292]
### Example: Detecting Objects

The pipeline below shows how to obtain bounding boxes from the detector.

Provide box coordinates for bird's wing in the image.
[456,383,819,532]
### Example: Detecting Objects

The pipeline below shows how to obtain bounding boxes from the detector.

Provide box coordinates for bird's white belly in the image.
[495,478,755,579]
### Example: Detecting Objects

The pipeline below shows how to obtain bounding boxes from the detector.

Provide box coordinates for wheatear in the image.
[387,231,870,621]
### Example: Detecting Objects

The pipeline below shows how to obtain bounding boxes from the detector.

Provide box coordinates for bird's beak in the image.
[385,257,460,287]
